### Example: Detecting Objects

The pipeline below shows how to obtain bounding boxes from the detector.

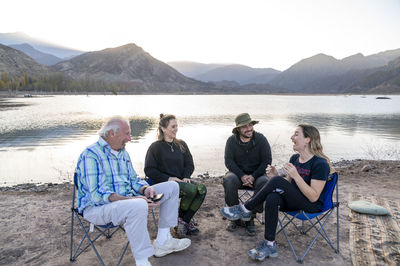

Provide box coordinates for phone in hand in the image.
[152,193,164,202]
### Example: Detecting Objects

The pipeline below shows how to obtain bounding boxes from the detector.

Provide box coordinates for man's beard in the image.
[240,130,253,139]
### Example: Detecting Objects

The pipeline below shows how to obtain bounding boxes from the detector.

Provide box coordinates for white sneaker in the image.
[153,235,191,257]
[136,259,152,266]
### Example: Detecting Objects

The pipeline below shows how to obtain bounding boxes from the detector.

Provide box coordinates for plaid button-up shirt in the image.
[76,137,148,213]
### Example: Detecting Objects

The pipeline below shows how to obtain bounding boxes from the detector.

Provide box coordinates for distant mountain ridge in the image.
[168,61,281,85]
[167,61,227,77]
[269,49,400,93]
[0,32,83,59]
[9,43,62,66]
[195,64,281,85]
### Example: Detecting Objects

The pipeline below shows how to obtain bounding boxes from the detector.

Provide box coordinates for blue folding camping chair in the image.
[276,172,340,263]
[69,173,130,266]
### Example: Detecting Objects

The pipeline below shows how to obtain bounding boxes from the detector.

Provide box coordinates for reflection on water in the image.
[0,95,399,186]
[128,118,155,141]
[286,114,400,140]
[0,117,155,149]
[0,99,30,109]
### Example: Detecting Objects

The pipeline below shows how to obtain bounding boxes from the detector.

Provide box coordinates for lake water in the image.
[1,95,399,186]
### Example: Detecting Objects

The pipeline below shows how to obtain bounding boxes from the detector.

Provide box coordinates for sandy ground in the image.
[1,159,399,266]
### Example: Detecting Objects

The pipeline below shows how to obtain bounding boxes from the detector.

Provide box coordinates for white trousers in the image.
[83,181,179,260]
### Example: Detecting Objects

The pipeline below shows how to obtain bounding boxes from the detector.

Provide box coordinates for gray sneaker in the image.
[220,204,252,221]
[248,240,278,261]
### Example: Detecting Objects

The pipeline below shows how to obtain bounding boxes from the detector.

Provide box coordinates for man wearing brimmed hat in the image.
[223,113,272,236]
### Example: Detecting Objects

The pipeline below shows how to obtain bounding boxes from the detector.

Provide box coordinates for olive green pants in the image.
[178,181,207,223]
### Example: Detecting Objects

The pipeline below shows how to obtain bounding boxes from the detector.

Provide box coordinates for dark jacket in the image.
[224,131,272,179]
[144,140,194,184]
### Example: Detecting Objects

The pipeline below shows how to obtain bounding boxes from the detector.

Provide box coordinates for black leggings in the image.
[244,176,321,241]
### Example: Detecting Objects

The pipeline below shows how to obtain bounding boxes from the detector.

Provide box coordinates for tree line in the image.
[0,72,133,94]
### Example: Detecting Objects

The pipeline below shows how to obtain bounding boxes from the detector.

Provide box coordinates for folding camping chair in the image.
[70,173,159,265]
[238,187,265,224]
[70,173,129,266]
[276,172,340,263]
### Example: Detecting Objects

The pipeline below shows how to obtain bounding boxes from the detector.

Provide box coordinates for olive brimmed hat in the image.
[232,113,259,133]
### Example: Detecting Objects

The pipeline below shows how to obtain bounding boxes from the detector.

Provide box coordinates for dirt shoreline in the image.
[1,159,399,265]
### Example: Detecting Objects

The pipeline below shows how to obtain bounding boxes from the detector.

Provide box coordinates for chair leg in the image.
[152,209,158,231]
[117,241,130,266]
[75,214,106,266]
[336,205,340,253]
[70,210,75,261]
[277,217,300,262]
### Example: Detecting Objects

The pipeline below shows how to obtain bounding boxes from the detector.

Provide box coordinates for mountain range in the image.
[0,32,82,59]
[9,43,63,66]
[0,44,51,77]
[0,32,399,94]
[51,43,211,93]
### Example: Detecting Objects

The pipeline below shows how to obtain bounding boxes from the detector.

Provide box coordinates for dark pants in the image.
[223,171,269,214]
[244,176,322,241]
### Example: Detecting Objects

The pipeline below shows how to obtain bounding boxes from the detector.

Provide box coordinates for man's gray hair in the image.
[98,116,128,137]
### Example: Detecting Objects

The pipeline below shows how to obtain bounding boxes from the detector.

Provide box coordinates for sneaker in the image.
[176,218,188,238]
[136,259,152,266]
[248,240,278,261]
[186,220,200,235]
[245,219,256,236]
[226,220,243,232]
[190,218,198,226]
[153,235,191,257]
[220,204,252,221]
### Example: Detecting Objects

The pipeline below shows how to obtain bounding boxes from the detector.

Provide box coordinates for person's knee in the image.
[268,175,286,187]
[161,181,179,197]
[197,183,207,196]
[254,175,269,190]
[170,180,179,194]
[184,184,198,199]
[121,198,148,221]
[223,173,240,190]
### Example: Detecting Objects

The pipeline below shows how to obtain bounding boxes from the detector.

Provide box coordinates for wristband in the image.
[142,185,149,194]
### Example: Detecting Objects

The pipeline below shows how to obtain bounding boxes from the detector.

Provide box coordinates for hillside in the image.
[52,44,212,93]
[0,44,51,77]
[347,57,400,94]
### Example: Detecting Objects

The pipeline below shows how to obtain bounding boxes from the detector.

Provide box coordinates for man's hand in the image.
[241,174,254,187]
[182,178,191,183]
[144,186,156,199]
[143,187,159,209]
[108,193,157,210]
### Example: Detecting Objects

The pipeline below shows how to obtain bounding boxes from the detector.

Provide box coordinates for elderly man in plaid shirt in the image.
[75,116,190,266]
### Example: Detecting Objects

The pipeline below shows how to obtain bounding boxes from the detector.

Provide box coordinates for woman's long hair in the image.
[299,124,335,174]
[157,113,186,152]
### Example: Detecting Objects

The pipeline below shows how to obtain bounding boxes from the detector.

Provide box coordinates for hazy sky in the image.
[1,0,400,70]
